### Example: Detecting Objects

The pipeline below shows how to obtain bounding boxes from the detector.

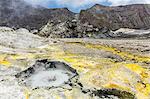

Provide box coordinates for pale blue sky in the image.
[47,1,111,12]
[25,0,150,12]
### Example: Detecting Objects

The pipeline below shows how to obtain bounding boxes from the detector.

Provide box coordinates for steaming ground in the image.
[26,70,70,87]
[0,27,150,99]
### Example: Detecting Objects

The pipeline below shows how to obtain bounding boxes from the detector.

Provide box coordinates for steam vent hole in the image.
[15,59,78,88]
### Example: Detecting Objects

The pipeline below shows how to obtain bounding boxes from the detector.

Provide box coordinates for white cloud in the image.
[56,0,103,7]
[25,0,150,10]
[108,0,150,6]
[25,0,52,6]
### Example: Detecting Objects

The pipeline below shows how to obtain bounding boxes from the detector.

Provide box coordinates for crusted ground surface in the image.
[0,38,150,99]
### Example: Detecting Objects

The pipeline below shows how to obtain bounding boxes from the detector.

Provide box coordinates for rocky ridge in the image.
[79,4,150,30]
[0,0,150,38]
[38,4,150,38]
[0,0,75,30]
[0,27,45,48]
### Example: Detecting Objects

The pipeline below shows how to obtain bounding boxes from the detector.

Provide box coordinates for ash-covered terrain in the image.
[0,0,150,99]
[0,27,150,99]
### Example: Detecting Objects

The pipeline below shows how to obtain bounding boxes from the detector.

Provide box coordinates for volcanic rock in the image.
[15,59,78,88]
[1,0,150,38]
[0,0,75,30]
[79,4,150,30]
[0,27,44,48]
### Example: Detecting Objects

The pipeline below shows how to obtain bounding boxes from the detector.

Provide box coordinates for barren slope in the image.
[0,37,150,99]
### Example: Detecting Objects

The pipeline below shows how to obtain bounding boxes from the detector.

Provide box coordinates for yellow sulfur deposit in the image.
[0,39,150,99]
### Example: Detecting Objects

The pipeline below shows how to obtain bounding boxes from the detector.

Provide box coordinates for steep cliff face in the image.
[0,0,150,38]
[0,0,75,30]
[79,4,150,30]
[38,4,150,38]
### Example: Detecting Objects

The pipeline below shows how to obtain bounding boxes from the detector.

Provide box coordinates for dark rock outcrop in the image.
[0,0,150,38]
[0,0,75,30]
[38,4,150,38]
[92,89,135,99]
[38,19,112,38]
[79,4,150,30]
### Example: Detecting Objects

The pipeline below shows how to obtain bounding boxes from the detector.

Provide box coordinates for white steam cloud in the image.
[25,0,150,11]
[24,0,52,7]
[108,0,150,6]
[56,0,102,7]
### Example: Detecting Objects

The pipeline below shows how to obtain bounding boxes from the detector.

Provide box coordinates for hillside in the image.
[0,0,150,38]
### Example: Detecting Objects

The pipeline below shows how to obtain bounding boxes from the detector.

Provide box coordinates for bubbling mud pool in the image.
[14,59,135,98]
[25,70,72,87]
[15,59,78,88]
